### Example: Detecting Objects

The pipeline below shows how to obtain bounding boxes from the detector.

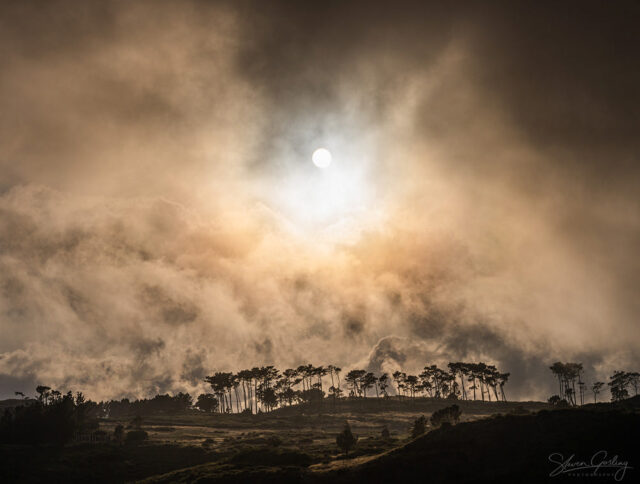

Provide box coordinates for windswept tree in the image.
[405,375,419,398]
[333,366,342,390]
[327,365,337,391]
[378,373,390,397]
[608,370,632,402]
[199,361,510,412]
[345,369,366,397]
[204,373,232,413]
[448,363,467,400]
[392,371,406,398]
[591,382,605,403]
[255,366,280,412]
[548,362,583,406]
[258,387,278,411]
[35,385,51,405]
[314,366,328,392]
[498,372,510,402]
[277,369,299,407]
[328,385,343,401]
[362,372,378,398]
[237,369,254,413]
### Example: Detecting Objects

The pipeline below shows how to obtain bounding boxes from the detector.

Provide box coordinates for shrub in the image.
[113,424,124,443]
[202,437,215,447]
[430,404,462,428]
[548,395,570,407]
[410,416,427,439]
[336,422,358,456]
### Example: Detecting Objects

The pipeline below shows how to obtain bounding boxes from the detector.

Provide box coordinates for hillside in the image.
[2,397,636,483]
[141,397,639,484]
[313,405,639,483]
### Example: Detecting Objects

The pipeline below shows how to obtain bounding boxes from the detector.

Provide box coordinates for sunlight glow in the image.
[312,148,332,168]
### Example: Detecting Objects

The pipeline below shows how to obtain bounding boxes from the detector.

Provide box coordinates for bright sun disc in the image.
[312,148,332,168]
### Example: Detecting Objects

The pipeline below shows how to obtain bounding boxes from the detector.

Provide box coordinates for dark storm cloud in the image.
[0,0,638,401]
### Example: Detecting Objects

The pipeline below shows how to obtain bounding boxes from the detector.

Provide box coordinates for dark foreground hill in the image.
[144,397,639,484]
[311,406,638,484]
[1,397,637,483]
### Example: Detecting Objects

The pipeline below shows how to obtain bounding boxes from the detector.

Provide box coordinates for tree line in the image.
[548,362,639,405]
[200,362,510,414]
[1,386,100,445]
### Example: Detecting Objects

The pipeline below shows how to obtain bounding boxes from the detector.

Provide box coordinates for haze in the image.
[1,0,639,401]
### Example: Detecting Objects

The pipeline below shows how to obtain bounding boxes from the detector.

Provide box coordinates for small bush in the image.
[430,404,462,428]
[113,424,124,443]
[548,395,570,408]
[336,422,358,456]
[410,416,427,439]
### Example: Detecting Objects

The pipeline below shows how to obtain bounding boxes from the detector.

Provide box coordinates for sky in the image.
[1,0,639,401]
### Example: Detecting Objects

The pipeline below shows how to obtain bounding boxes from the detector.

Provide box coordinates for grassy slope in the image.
[140,396,639,484]
[312,407,639,483]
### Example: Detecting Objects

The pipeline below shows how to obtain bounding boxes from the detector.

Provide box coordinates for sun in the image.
[312,148,332,168]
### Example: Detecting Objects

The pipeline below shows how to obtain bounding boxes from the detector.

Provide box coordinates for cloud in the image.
[0,1,639,401]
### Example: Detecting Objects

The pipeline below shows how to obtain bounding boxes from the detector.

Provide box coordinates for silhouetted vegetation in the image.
[410,415,426,438]
[105,392,192,417]
[0,389,99,445]
[313,397,640,484]
[336,421,358,456]
[547,395,570,408]
[429,404,462,427]
[2,380,636,483]
[199,361,510,415]
[195,393,219,413]
[608,370,639,401]
[548,363,639,404]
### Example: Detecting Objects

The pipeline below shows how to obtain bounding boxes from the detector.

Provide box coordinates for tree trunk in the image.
[254,380,258,413]
[234,387,241,412]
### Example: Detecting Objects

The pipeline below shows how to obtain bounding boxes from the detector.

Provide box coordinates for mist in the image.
[1,0,639,401]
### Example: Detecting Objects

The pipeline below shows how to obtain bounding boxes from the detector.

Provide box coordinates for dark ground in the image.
[1,397,637,483]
